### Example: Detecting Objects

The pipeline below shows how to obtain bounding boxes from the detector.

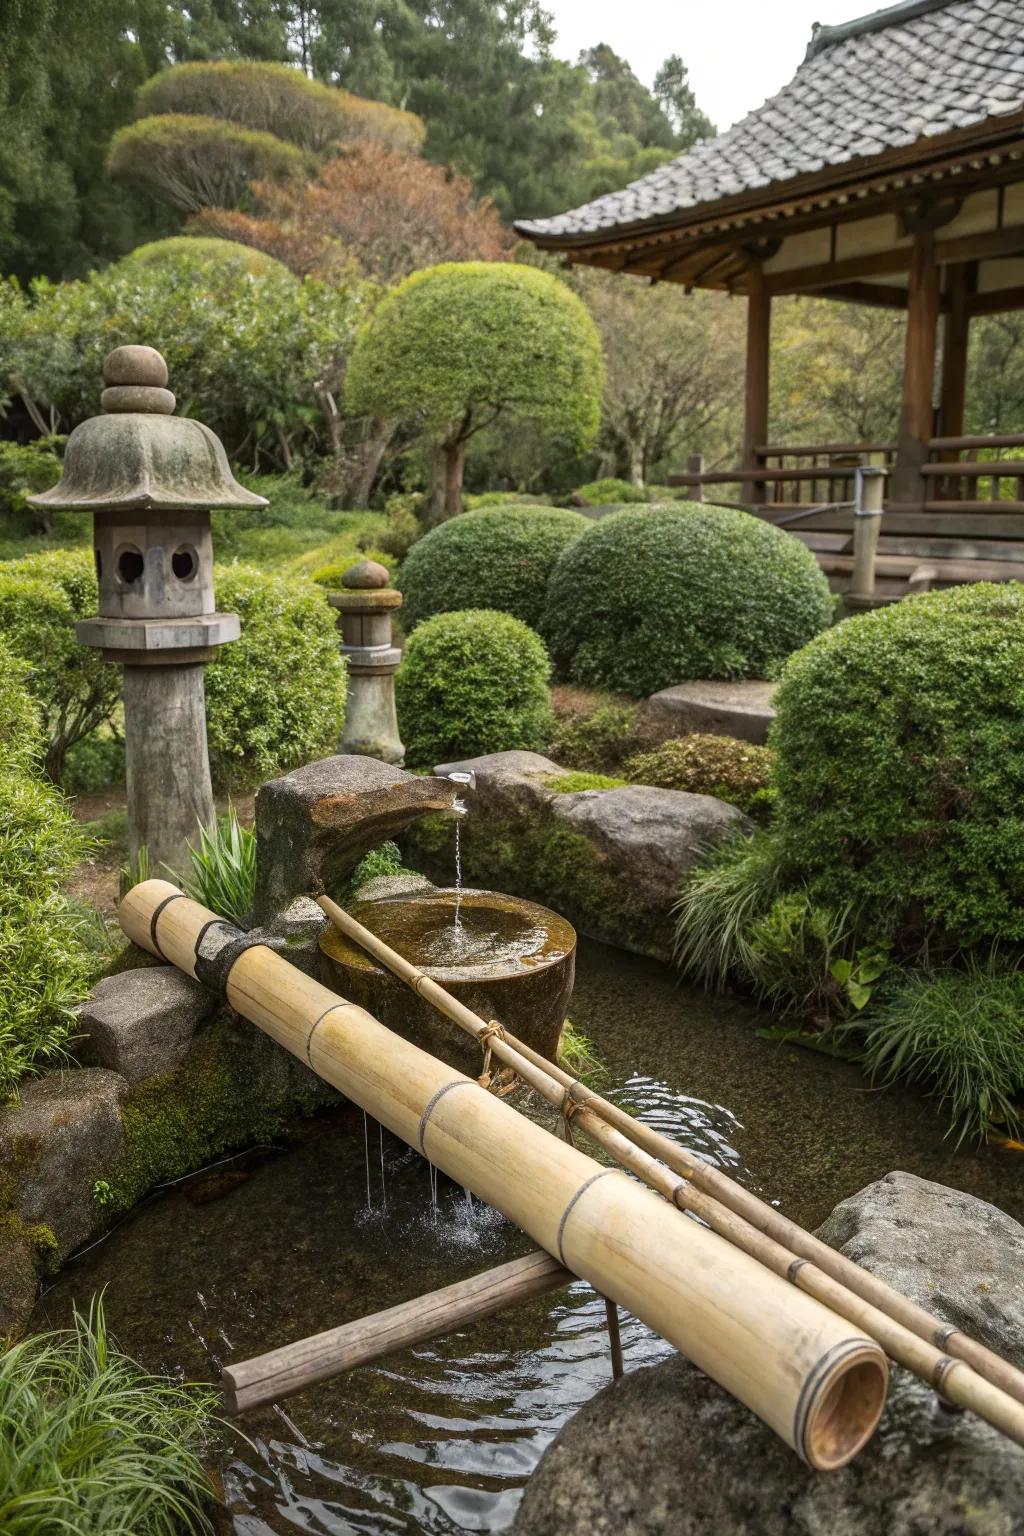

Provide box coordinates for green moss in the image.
[25,1223,58,1275]
[104,1018,334,1212]
[544,772,627,793]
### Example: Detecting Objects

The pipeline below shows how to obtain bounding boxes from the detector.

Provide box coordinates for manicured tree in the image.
[344,262,604,520]
[124,236,289,277]
[107,115,309,214]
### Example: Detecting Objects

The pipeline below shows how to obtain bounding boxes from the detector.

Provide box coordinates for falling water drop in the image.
[378,1123,387,1212]
[363,1111,373,1211]
[453,813,463,932]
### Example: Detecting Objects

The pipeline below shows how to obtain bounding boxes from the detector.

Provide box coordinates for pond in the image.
[33,940,1024,1536]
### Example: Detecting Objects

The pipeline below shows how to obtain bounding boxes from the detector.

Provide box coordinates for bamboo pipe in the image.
[315,894,1024,1447]
[223,1251,571,1414]
[121,880,888,1470]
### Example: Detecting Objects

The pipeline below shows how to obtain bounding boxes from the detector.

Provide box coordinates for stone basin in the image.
[319,889,576,1073]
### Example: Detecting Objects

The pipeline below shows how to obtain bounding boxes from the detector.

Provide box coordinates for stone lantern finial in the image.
[28,344,268,876]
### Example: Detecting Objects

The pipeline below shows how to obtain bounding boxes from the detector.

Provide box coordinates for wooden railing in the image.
[669,442,895,509]
[918,434,1024,511]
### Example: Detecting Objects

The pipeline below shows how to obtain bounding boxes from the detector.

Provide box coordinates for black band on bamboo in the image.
[932,1354,958,1393]
[417,1079,477,1155]
[933,1324,958,1348]
[193,921,272,997]
[556,1169,615,1266]
[787,1257,809,1283]
[305,1003,346,1066]
[149,891,187,958]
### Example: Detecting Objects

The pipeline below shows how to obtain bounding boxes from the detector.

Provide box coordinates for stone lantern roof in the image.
[28,345,267,515]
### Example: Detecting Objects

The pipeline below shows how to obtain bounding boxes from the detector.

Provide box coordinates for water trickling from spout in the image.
[453,812,463,931]
[363,1111,372,1210]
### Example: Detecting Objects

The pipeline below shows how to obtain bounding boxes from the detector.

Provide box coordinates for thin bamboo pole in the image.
[314,894,1024,1448]
[121,880,888,1470]
[223,1251,571,1414]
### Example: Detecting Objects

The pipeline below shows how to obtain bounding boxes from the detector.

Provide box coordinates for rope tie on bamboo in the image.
[477,1020,506,1089]
[417,1079,479,1155]
[555,1169,616,1266]
[559,1086,583,1146]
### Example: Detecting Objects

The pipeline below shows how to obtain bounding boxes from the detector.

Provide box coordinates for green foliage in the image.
[207,564,346,789]
[61,731,126,795]
[571,477,649,505]
[212,474,388,570]
[398,505,589,630]
[545,772,626,793]
[743,891,855,1015]
[309,549,396,588]
[547,698,638,771]
[0,548,119,782]
[673,831,785,993]
[372,497,424,561]
[0,438,65,535]
[345,262,604,452]
[557,1020,609,1090]
[0,644,93,1097]
[541,503,835,697]
[623,734,773,817]
[464,491,550,510]
[0,1299,218,1534]
[770,582,1024,952]
[857,966,1024,1145]
[343,840,410,901]
[124,235,287,276]
[107,112,310,214]
[183,807,257,927]
[396,609,553,767]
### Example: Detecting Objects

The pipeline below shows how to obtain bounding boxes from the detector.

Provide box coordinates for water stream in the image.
[32,941,1024,1535]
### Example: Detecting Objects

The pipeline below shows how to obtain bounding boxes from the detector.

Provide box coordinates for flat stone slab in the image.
[513,1171,1024,1536]
[76,967,216,1083]
[638,679,778,746]
[0,1069,127,1263]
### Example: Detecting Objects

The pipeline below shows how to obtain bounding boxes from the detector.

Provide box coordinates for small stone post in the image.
[329,560,404,764]
[28,345,267,874]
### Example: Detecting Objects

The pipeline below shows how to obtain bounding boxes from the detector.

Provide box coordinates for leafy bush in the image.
[211,474,388,572]
[0,637,93,1097]
[464,491,551,510]
[124,236,287,276]
[371,496,425,561]
[396,609,553,767]
[770,582,1024,952]
[61,730,126,794]
[857,966,1024,1145]
[0,438,65,535]
[624,734,773,817]
[547,695,638,771]
[673,830,784,994]
[310,549,396,588]
[0,549,120,782]
[206,565,346,788]
[107,112,310,213]
[398,506,589,630]
[184,806,257,926]
[541,503,834,697]
[570,477,648,505]
[0,1299,218,1534]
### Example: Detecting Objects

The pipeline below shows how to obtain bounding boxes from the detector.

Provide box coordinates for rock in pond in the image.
[513,1171,1024,1536]
[76,966,216,1083]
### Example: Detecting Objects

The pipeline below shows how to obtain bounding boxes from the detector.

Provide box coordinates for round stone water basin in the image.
[319,888,576,1071]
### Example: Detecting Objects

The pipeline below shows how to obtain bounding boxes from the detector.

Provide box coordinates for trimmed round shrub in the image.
[540,503,834,697]
[771,582,1024,950]
[624,734,773,817]
[207,565,346,788]
[569,477,648,506]
[396,609,553,767]
[398,506,589,631]
[124,236,287,277]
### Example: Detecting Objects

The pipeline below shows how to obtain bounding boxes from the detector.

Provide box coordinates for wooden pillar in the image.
[939,261,974,447]
[743,262,771,505]
[891,230,940,505]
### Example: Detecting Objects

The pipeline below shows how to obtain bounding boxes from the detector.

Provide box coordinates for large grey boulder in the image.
[513,1172,1024,1536]
[75,967,216,1083]
[252,754,458,923]
[0,1069,127,1263]
[637,679,777,746]
[430,752,747,960]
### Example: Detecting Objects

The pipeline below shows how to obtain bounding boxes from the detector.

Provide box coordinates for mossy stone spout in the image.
[319,890,576,1071]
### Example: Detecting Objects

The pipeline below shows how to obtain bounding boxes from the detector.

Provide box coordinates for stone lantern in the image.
[28,344,267,874]
[329,559,404,764]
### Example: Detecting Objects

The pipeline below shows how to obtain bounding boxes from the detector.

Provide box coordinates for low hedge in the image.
[540,502,834,697]
[397,505,589,631]
[624,734,773,817]
[396,608,553,767]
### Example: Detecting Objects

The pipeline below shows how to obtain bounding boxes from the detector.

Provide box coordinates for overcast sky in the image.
[543,0,872,131]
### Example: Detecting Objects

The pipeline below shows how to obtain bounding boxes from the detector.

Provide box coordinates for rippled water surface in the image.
[34,940,1024,1535]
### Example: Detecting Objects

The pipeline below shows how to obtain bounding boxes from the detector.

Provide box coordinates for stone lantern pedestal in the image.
[329,560,404,765]
[28,345,266,874]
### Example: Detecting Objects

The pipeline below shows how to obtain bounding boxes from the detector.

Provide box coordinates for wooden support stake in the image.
[222,1251,571,1415]
[742,263,771,506]
[849,466,887,601]
[605,1298,624,1382]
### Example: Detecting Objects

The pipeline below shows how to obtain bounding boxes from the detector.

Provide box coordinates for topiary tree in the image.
[344,262,604,520]
[770,581,1024,952]
[206,564,346,789]
[124,236,288,277]
[107,114,309,213]
[0,550,120,782]
[396,609,553,767]
[540,503,834,697]
[397,505,589,630]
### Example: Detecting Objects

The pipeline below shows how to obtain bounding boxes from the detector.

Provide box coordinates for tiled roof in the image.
[515,0,1024,242]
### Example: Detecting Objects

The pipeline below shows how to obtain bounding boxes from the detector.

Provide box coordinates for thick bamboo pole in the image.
[121,880,887,1470]
[315,894,1024,1446]
[223,1251,571,1414]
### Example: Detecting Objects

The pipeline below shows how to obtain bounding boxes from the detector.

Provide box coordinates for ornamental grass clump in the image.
[397,505,589,630]
[0,1299,219,1535]
[184,806,257,927]
[396,609,553,767]
[540,503,833,697]
[624,734,773,817]
[770,581,1024,952]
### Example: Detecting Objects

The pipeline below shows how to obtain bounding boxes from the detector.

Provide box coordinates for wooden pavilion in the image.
[516,0,1024,599]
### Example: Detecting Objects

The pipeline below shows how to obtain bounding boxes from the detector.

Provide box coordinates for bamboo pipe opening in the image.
[799,1345,888,1470]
